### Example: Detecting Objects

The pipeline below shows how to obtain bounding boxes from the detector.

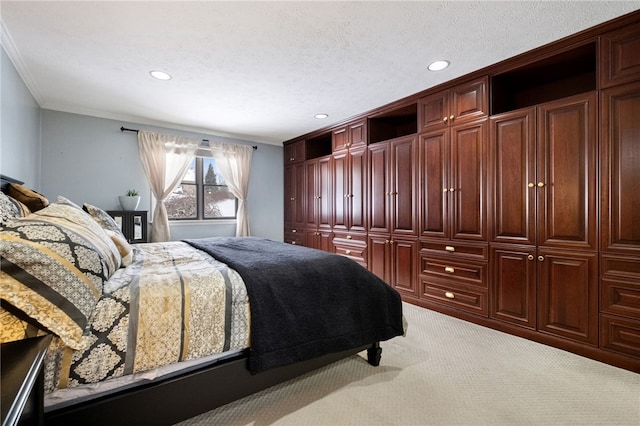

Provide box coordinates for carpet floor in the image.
[176,302,640,425]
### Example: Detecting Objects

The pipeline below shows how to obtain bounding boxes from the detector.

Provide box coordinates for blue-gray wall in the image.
[1,47,41,188]
[2,47,284,241]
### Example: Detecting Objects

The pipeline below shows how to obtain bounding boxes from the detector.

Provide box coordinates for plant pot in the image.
[119,195,141,211]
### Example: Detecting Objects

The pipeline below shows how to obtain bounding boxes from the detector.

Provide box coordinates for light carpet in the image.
[176,302,640,425]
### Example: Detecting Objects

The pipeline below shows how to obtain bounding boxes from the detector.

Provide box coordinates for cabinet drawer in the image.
[600,314,640,358]
[334,244,367,268]
[421,279,488,316]
[420,256,487,288]
[601,254,640,280]
[601,277,640,319]
[419,239,488,260]
[284,232,304,246]
[333,231,367,245]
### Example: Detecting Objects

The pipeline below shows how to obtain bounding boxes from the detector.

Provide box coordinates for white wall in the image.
[1,47,41,188]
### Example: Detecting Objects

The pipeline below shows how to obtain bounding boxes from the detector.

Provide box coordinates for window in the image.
[166,157,237,220]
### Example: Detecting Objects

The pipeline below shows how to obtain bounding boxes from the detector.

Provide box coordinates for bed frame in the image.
[0,174,384,425]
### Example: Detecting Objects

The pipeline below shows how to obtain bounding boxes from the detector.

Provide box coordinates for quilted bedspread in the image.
[43,241,250,392]
[184,237,405,374]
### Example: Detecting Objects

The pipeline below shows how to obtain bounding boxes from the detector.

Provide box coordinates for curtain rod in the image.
[120,126,258,150]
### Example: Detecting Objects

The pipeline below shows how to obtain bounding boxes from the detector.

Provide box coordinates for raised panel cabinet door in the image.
[332,151,348,231]
[391,136,417,235]
[537,92,597,251]
[332,127,348,152]
[450,119,487,241]
[537,249,598,345]
[292,163,307,228]
[349,146,368,233]
[450,77,488,125]
[601,82,640,255]
[368,234,391,283]
[489,108,536,245]
[391,237,418,295]
[284,164,296,225]
[304,160,318,228]
[419,129,449,239]
[317,156,333,230]
[349,120,367,149]
[490,245,537,329]
[368,143,391,234]
[600,23,640,88]
[419,89,449,131]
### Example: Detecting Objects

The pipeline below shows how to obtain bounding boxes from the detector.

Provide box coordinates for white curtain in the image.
[137,130,200,242]
[208,142,254,237]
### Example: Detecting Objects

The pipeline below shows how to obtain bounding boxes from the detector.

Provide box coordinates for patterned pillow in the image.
[32,199,122,276]
[0,218,104,349]
[106,229,133,267]
[0,192,21,225]
[83,203,126,238]
[7,183,49,212]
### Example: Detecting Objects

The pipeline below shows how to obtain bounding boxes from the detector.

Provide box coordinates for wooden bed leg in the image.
[366,342,382,366]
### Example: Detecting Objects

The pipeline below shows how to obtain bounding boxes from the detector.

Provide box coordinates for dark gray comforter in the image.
[183,237,404,374]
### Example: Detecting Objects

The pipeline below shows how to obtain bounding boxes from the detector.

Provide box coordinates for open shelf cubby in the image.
[305,132,332,159]
[368,103,418,144]
[491,42,596,115]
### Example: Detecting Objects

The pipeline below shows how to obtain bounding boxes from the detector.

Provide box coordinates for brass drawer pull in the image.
[345,250,351,255]
[445,246,455,252]
[445,292,455,299]
[445,266,455,273]
[346,235,352,239]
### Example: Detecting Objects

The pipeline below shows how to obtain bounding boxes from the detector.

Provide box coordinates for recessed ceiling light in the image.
[150,70,172,80]
[427,60,450,71]
[314,113,329,119]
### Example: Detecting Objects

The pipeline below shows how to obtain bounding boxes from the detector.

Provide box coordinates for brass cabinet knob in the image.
[449,114,455,120]
[345,250,351,255]
[292,241,297,245]
[449,188,455,192]
[537,182,545,187]
[290,197,295,201]
[443,117,448,122]
[292,229,297,233]
[443,188,448,192]
[346,235,352,239]
[445,292,455,299]
[538,255,544,261]
[445,266,455,273]
[445,246,455,252]
[527,254,534,260]
[528,183,535,188]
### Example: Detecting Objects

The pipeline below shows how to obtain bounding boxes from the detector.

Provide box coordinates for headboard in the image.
[0,174,23,193]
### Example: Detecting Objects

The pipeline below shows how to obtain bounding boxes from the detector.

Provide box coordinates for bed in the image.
[0,174,405,425]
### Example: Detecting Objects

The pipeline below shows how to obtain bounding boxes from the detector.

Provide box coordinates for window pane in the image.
[204,185,236,218]
[203,157,226,185]
[183,159,197,183]
[166,183,197,219]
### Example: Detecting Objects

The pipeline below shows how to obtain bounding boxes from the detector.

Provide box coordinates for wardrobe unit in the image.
[282,10,640,372]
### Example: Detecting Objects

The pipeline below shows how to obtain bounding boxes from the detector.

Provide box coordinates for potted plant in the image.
[119,189,141,211]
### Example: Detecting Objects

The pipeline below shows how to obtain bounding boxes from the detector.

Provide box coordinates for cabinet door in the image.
[537,93,597,251]
[304,160,318,228]
[332,151,348,232]
[450,119,487,241]
[368,143,391,234]
[489,108,536,245]
[600,23,640,88]
[368,234,391,283]
[292,163,306,229]
[390,237,418,296]
[391,136,417,235]
[601,82,640,256]
[349,146,368,233]
[537,249,598,345]
[419,129,448,239]
[419,89,449,131]
[490,245,537,329]
[317,156,333,230]
[450,77,488,126]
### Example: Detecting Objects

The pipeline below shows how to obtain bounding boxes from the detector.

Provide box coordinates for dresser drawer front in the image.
[420,257,487,288]
[420,239,488,260]
[334,244,367,267]
[422,279,488,316]
[600,314,640,358]
[601,254,640,280]
[601,278,640,319]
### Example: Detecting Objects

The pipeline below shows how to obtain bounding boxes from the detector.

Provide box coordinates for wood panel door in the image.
[450,119,487,241]
[537,248,598,345]
[490,244,537,329]
[368,143,391,234]
[304,156,333,231]
[537,92,597,251]
[368,234,391,283]
[601,81,640,256]
[390,136,417,236]
[333,150,348,232]
[349,146,368,233]
[489,108,536,245]
[390,236,418,296]
[419,129,448,239]
[284,163,306,229]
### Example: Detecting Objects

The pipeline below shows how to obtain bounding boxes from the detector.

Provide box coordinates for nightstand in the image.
[107,210,148,243]
[1,335,52,426]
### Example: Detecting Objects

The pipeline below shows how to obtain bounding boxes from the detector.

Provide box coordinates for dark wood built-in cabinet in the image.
[107,210,148,243]
[282,11,640,372]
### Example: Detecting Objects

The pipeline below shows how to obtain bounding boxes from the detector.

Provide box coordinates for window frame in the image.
[168,156,238,221]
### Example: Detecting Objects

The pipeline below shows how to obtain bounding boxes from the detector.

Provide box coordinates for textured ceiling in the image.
[2,1,639,145]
